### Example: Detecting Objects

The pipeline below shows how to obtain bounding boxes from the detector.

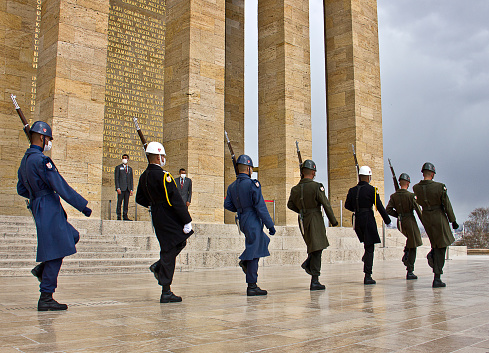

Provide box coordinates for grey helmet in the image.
[236,154,253,167]
[30,121,53,139]
[399,173,410,183]
[302,159,316,171]
[421,162,436,174]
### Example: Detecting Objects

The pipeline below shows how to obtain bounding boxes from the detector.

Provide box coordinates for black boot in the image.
[247,283,267,296]
[432,274,446,288]
[364,275,376,285]
[31,262,45,282]
[406,271,418,280]
[160,285,182,303]
[310,275,326,290]
[38,292,68,311]
[301,256,312,275]
[238,260,247,274]
[149,261,160,284]
[427,250,434,268]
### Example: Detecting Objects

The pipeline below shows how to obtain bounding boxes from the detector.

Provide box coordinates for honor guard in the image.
[287,159,338,290]
[224,155,276,296]
[345,166,391,284]
[136,142,194,303]
[413,162,458,288]
[17,121,92,311]
[386,173,423,280]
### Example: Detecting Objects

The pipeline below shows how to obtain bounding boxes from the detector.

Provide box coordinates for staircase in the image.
[0,215,466,276]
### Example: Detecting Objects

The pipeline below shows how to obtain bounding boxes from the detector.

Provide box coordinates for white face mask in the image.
[159,155,166,167]
[180,174,186,179]
[122,159,128,164]
[43,140,52,152]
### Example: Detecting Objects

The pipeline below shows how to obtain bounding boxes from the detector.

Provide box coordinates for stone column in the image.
[258,0,312,226]
[325,0,385,226]
[224,0,244,224]
[164,0,226,223]
[35,0,109,217]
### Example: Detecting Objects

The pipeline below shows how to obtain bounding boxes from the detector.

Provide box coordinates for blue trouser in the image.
[40,258,63,293]
[245,258,259,284]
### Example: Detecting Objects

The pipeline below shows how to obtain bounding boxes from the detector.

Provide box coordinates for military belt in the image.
[356,207,372,213]
[423,205,442,212]
[399,212,414,218]
[33,190,55,199]
[300,207,321,215]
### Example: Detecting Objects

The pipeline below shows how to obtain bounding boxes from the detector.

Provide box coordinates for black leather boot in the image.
[427,250,434,268]
[38,292,68,311]
[247,283,267,296]
[310,275,326,290]
[432,274,446,288]
[301,256,312,275]
[238,260,247,274]
[31,262,45,282]
[364,275,376,285]
[160,285,182,303]
[149,261,160,284]
[406,272,418,280]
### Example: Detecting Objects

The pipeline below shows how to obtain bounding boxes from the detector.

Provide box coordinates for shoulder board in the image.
[252,179,260,188]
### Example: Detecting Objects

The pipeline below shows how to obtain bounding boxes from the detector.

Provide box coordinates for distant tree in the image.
[455,207,489,248]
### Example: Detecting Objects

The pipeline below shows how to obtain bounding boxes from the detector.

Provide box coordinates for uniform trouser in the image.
[406,247,417,272]
[307,250,323,276]
[158,241,187,286]
[432,247,446,275]
[245,258,259,284]
[363,244,374,275]
[116,190,130,218]
[40,258,63,293]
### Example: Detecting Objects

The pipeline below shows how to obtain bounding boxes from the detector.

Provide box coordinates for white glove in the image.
[183,222,192,234]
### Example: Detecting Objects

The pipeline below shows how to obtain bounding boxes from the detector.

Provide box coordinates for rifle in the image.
[295,141,303,178]
[388,158,399,191]
[224,130,238,176]
[352,144,359,182]
[132,117,150,162]
[11,94,32,143]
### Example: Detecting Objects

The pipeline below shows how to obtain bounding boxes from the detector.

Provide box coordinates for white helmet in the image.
[145,142,165,155]
[358,166,372,176]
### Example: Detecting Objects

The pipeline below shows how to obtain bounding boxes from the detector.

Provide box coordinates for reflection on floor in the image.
[1,256,489,352]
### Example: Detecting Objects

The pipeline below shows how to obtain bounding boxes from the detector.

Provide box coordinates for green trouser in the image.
[308,250,323,276]
[406,247,417,273]
[432,247,446,275]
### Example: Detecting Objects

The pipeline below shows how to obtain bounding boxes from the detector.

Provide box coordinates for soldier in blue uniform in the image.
[17,121,92,311]
[224,155,276,296]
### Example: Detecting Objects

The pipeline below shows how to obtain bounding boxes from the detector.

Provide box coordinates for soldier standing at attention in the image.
[224,155,276,296]
[287,160,338,290]
[413,162,458,288]
[17,121,92,311]
[136,142,194,303]
[386,173,423,280]
[345,166,391,284]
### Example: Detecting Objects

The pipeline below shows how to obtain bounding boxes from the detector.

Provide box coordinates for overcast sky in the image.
[244,0,489,223]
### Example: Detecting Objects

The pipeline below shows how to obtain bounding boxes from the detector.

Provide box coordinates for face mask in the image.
[43,139,52,152]
[180,174,186,179]
[122,159,128,164]
[159,155,166,167]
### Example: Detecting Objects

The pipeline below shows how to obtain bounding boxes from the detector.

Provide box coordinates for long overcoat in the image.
[136,164,193,252]
[287,178,338,253]
[386,189,423,248]
[413,180,456,248]
[17,146,88,262]
[345,181,391,246]
[224,173,274,261]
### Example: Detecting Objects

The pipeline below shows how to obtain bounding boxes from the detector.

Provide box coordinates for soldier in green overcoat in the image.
[386,173,423,280]
[413,162,458,288]
[287,160,338,290]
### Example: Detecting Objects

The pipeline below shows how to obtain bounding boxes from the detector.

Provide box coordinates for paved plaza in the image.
[1,256,489,353]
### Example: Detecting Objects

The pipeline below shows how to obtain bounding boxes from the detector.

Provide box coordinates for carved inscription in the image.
[102,0,165,184]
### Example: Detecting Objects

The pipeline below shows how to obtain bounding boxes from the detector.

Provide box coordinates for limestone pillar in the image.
[324,0,385,226]
[224,0,244,224]
[258,0,312,226]
[35,0,109,217]
[164,0,226,223]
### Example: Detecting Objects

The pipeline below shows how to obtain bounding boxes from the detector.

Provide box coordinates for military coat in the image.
[345,181,391,245]
[17,146,88,262]
[412,180,456,248]
[136,164,193,252]
[287,178,338,253]
[386,189,423,248]
[224,173,274,261]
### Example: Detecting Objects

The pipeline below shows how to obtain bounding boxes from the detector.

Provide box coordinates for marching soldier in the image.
[413,162,458,288]
[224,155,276,296]
[345,166,391,284]
[136,142,194,303]
[287,160,338,290]
[386,173,423,280]
[17,121,92,311]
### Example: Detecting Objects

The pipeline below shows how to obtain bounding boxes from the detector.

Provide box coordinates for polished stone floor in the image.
[1,256,489,353]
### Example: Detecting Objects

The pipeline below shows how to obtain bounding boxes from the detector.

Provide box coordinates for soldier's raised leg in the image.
[38,258,67,311]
